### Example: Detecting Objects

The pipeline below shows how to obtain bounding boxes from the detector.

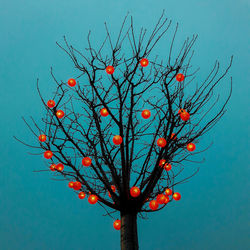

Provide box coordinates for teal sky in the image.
[0,0,249,250]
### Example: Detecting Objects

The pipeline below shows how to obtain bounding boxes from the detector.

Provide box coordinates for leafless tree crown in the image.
[16,13,232,218]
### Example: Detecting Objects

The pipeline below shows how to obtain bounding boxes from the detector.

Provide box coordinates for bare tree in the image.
[16,12,232,250]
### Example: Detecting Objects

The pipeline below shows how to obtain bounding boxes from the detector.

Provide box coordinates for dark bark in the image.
[120,212,139,250]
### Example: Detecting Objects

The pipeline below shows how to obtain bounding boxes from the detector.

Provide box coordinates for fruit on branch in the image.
[100,108,109,117]
[73,181,82,190]
[111,185,116,192]
[44,150,53,159]
[130,186,140,198]
[113,219,121,230]
[47,100,55,108]
[113,135,123,145]
[165,188,172,196]
[159,160,172,171]
[50,164,56,171]
[140,58,149,67]
[56,110,65,119]
[149,200,159,210]
[164,163,172,171]
[157,138,167,148]
[68,181,74,188]
[159,159,166,167]
[156,194,168,204]
[82,157,92,167]
[173,192,181,201]
[67,78,76,87]
[141,109,151,119]
[180,111,190,121]
[78,192,86,199]
[106,66,115,74]
[88,194,98,204]
[171,133,177,140]
[176,73,185,82]
[187,143,196,152]
[38,134,46,142]
[56,163,64,171]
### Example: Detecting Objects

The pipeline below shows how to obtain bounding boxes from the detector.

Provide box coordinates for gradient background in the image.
[0,0,249,249]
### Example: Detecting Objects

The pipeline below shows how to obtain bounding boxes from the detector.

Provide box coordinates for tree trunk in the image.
[120,212,139,250]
